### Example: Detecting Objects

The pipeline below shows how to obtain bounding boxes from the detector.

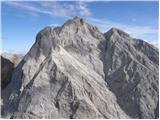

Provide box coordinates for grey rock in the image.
[1,56,14,117]
[104,28,159,118]
[2,17,159,119]
[1,53,24,117]
[1,52,24,67]
[1,56,14,88]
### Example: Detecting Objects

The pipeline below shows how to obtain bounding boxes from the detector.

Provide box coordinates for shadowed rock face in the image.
[1,56,14,88]
[2,17,159,119]
[2,53,23,67]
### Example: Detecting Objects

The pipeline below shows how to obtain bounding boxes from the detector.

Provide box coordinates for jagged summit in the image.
[39,17,130,43]
[104,27,130,39]
[39,16,86,32]
[73,16,84,21]
[62,16,86,27]
[61,16,100,36]
[2,16,159,119]
[33,16,104,57]
[73,16,81,19]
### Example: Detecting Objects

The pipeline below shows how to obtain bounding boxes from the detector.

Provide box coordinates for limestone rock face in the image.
[104,28,159,118]
[2,17,159,119]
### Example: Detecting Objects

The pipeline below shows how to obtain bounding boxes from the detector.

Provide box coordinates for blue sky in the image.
[1,1,159,54]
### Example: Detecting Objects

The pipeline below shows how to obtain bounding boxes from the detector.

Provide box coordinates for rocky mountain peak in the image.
[105,27,130,39]
[32,16,105,58]
[63,16,85,26]
[61,16,101,36]
[73,16,84,23]
[2,16,159,119]
[73,16,81,20]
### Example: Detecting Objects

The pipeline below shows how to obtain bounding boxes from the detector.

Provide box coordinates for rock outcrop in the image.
[2,17,159,119]
[1,56,15,117]
[1,56,14,88]
[2,53,23,67]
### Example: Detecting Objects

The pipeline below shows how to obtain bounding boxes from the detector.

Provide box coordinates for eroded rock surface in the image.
[104,28,159,118]
[2,17,159,119]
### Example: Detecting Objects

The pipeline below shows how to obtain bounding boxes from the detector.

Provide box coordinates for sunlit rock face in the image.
[2,17,158,119]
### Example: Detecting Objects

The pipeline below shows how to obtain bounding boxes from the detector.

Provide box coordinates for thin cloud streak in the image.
[87,17,158,36]
[4,1,53,15]
[77,1,92,16]
[4,1,92,18]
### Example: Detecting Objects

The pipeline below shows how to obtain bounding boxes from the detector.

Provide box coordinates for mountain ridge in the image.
[1,16,158,119]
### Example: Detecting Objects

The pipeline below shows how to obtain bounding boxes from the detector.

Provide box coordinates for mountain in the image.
[1,16,159,119]
[104,28,159,118]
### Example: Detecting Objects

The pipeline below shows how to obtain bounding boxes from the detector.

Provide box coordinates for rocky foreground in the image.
[1,17,159,119]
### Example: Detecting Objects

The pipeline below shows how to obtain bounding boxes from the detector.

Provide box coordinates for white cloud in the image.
[4,1,53,16]
[86,17,158,36]
[144,40,159,48]
[38,2,76,18]
[4,1,92,18]
[77,1,92,16]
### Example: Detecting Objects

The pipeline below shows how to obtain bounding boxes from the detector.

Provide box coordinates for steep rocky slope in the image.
[104,28,159,118]
[2,17,158,119]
